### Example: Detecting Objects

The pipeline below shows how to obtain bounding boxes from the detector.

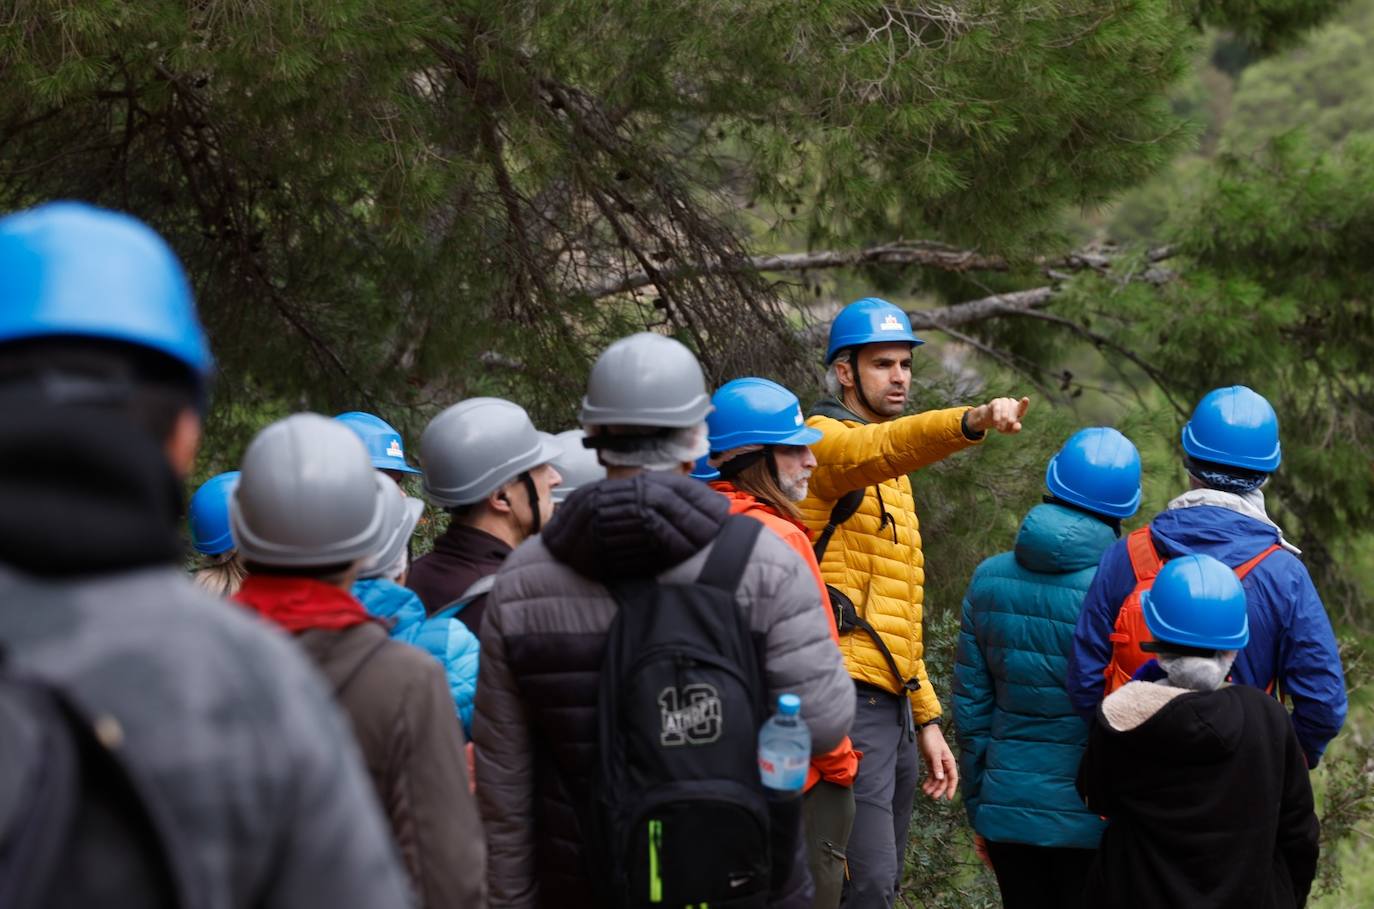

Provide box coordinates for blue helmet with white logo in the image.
[824,298,924,365]
[335,411,422,475]
[708,378,823,452]
[189,471,240,555]
[1181,386,1281,473]
[1141,554,1250,652]
[1044,427,1142,519]
[0,202,212,380]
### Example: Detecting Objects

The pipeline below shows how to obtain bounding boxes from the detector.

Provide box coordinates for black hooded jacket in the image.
[1077,680,1319,908]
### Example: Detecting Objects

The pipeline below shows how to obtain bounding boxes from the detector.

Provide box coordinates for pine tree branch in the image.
[584,242,1175,300]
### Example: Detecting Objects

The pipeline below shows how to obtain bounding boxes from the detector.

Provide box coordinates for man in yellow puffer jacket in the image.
[800,297,1028,907]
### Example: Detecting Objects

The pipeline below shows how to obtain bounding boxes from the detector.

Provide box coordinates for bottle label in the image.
[758,749,808,791]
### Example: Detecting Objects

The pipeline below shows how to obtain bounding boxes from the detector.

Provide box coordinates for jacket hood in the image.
[1014,503,1117,574]
[0,403,184,575]
[1100,681,1245,762]
[808,396,867,425]
[1150,505,1281,567]
[542,471,728,580]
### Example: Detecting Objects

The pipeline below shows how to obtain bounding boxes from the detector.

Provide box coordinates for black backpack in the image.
[589,515,795,908]
[0,647,187,909]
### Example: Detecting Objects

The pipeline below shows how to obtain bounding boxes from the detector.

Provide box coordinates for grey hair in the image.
[823,348,852,399]
[1156,650,1238,692]
[592,422,709,472]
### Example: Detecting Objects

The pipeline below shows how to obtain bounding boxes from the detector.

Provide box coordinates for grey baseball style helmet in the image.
[419,397,562,508]
[230,413,389,567]
[579,333,711,428]
[549,429,608,504]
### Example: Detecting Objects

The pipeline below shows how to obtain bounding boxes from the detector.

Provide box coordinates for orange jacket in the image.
[711,482,861,789]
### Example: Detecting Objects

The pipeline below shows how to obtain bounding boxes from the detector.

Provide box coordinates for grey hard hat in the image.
[358,485,424,580]
[549,429,607,504]
[230,413,389,567]
[579,333,711,428]
[420,397,562,508]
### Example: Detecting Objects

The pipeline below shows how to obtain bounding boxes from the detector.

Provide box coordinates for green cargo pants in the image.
[804,779,856,909]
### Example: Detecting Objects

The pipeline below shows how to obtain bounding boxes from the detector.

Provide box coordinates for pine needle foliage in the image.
[0,0,1286,432]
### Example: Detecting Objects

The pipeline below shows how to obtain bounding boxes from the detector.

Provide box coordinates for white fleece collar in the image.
[1101,680,1191,731]
[1166,487,1302,555]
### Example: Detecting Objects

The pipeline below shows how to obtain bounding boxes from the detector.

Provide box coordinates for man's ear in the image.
[834,357,855,390]
[164,407,201,480]
[488,485,513,514]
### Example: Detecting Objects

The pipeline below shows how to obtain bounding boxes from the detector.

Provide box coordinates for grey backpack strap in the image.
[434,573,497,621]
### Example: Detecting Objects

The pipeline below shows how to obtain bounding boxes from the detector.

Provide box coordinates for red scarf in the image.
[235,575,376,634]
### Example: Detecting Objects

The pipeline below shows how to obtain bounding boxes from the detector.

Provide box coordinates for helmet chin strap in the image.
[845,347,883,419]
[519,470,542,536]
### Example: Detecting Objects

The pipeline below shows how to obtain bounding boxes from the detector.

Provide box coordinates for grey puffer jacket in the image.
[0,407,411,909]
[0,566,413,909]
[473,471,854,908]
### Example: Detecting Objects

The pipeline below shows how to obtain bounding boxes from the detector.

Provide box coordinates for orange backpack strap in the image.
[1234,543,1281,580]
[1103,528,1166,694]
[1125,526,1164,580]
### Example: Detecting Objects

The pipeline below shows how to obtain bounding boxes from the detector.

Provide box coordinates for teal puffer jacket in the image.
[953,503,1113,849]
[354,577,480,736]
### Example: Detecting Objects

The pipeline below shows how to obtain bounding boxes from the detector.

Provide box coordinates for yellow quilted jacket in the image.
[799,399,980,723]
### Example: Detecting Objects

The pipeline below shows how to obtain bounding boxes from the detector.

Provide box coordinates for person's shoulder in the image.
[740,521,807,573]
[372,628,448,676]
[493,535,583,594]
[74,566,297,659]
[743,509,810,550]
[970,550,1018,582]
[1226,682,1289,713]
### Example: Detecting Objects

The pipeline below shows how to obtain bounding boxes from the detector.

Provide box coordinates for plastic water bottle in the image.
[758,693,810,795]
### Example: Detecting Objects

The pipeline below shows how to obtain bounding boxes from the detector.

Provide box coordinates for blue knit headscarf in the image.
[1185,455,1269,494]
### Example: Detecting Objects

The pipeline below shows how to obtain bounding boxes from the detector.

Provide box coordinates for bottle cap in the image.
[778,693,801,716]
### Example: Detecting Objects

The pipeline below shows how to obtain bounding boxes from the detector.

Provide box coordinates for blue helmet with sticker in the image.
[824,298,923,365]
[708,377,823,452]
[335,411,422,475]
[0,202,212,380]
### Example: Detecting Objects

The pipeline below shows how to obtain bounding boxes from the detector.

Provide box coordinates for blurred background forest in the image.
[2,0,1370,904]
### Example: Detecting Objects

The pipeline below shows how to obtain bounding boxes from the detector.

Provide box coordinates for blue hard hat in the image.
[1044,427,1142,519]
[824,297,924,365]
[1181,386,1281,473]
[708,378,823,452]
[1141,553,1250,652]
[189,471,240,555]
[690,454,720,481]
[335,411,422,475]
[0,202,212,378]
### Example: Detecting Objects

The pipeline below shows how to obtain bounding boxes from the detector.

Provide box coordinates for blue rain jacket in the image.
[354,577,480,735]
[1068,504,1346,766]
[954,503,1114,848]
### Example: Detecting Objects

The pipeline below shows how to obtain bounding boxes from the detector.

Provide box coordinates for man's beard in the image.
[780,472,811,502]
[857,376,907,417]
